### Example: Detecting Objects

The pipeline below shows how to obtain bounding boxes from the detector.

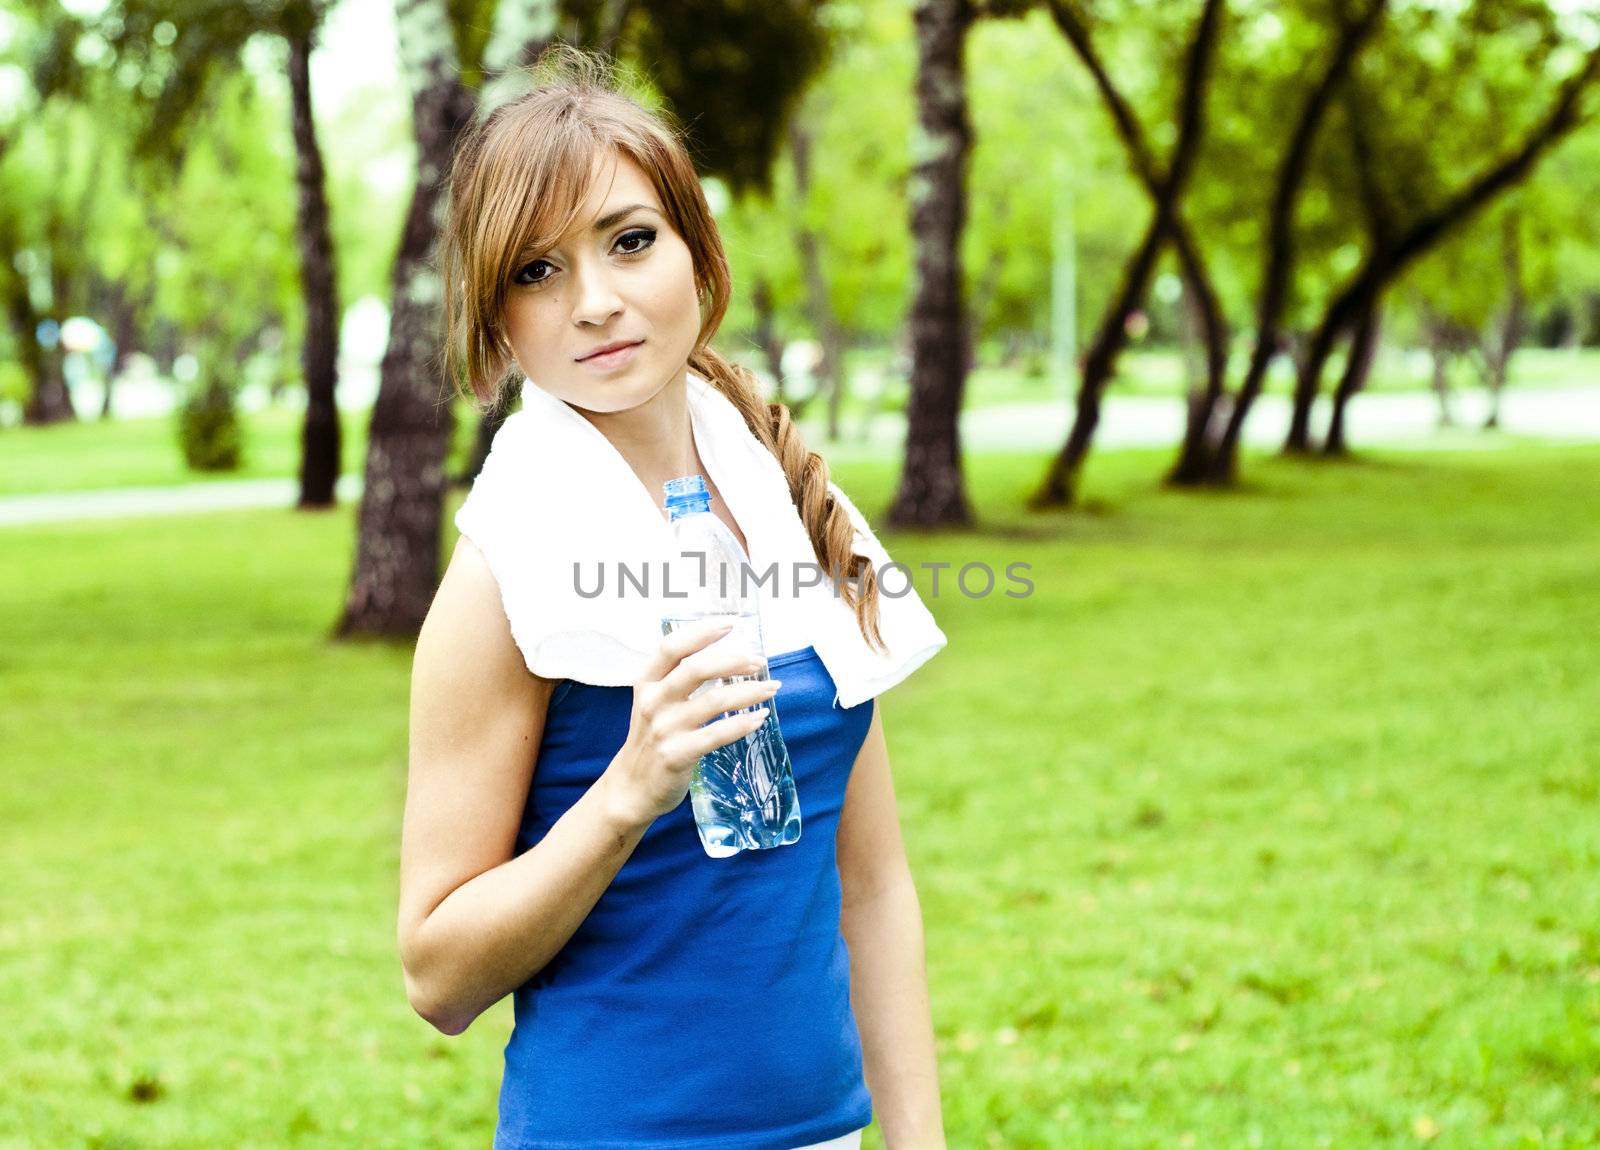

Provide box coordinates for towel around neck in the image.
[453,369,947,709]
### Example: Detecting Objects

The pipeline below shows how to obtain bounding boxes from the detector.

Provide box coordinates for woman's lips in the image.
[578,340,643,371]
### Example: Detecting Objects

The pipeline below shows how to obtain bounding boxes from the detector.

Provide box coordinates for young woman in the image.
[398,46,949,1150]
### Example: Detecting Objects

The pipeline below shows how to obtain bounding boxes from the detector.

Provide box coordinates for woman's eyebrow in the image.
[589,203,658,231]
[514,206,660,264]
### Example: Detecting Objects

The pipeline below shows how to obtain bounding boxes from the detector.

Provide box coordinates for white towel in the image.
[453,369,948,710]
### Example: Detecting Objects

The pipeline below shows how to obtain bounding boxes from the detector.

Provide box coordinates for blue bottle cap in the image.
[663,474,712,516]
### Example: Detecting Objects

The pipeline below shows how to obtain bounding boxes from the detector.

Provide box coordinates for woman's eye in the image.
[512,260,551,287]
[512,229,653,287]
[617,228,656,255]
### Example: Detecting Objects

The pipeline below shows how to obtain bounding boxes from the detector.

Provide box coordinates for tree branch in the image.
[1343,82,1391,247]
[1043,0,1160,187]
[1255,0,1386,359]
[1045,0,1226,377]
[1305,39,1600,391]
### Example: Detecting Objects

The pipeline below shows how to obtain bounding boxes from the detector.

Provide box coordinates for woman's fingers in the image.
[640,617,736,686]
[655,623,765,703]
[672,706,772,763]
[677,676,782,730]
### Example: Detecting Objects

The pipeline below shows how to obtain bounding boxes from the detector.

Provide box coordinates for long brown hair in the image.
[440,44,886,654]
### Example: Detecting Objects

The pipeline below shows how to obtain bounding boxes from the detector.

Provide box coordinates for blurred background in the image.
[2,0,1598,1146]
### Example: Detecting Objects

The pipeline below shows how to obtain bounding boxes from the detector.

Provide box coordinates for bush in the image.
[178,384,242,471]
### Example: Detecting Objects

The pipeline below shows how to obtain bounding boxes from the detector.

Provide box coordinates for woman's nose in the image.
[571,261,624,326]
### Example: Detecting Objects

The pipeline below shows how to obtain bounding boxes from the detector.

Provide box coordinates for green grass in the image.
[0,402,483,497]
[928,343,1600,412]
[4,347,1593,499]
[852,346,1600,415]
[2,444,1598,1148]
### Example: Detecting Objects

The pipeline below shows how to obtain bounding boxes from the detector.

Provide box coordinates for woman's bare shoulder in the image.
[415,534,561,696]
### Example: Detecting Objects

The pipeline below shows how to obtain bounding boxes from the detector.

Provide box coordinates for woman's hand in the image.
[600,619,782,830]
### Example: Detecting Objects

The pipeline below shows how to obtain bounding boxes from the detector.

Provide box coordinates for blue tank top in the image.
[493,643,876,1150]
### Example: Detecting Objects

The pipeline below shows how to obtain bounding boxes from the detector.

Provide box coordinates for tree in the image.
[1194,0,1387,481]
[711,0,922,415]
[284,1,344,507]
[336,0,530,638]
[891,0,977,527]
[148,69,302,454]
[1025,0,1225,509]
[0,4,91,425]
[89,0,344,493]
[786,109,848,442]
[1281,6,1600,454]
[1398,118,1600,429]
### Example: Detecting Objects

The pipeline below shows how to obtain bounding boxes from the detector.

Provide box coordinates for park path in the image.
[2,384,1596,528]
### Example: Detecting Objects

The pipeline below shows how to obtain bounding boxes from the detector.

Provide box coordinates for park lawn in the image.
[0,401,483,498]
[1,348,1595,498]
[1,443,1597,1148]
[858,346,1600,414]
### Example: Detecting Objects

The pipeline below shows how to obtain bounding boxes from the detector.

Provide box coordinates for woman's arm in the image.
[835,701,947,1149]
[397,537,651,1036]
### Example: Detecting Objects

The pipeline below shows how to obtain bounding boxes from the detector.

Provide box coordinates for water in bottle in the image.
[660,475,801,858]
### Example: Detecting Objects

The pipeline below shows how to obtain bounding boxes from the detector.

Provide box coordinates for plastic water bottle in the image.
[659,475,802,858]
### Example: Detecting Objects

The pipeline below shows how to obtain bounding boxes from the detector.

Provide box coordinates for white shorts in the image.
[791,1129,865,1150]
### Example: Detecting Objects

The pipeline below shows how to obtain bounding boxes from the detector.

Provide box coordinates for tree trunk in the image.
[338,0,481,638]
[1032,215,1163,508]
[1036,0,1224,506]
[338,0,556,637]
[3,261,52,425]
[23,349,73,424]
[1323,292,1381,454]
[1165,237,1231,487]
[1209,0,1388,480]
[1045,0,1233,492]
[1482,210,1524,431]
[1283,343,1326,453]
[1425,317,1454,428]
[460,375,522,484]
[99,277,143,421]
[890,0,975,528]
[750,276,786,404]
[287,12,344,509]
[787,117,847,444]
[24,225,73,425]
[13,238,72,425]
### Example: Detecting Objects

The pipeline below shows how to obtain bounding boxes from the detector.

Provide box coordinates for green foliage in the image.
[966,9,1144,342]
[176,381,242,471]
[1293,0,1598,331]
[447,0,500,86]
[9,0,1598,404]
[717,0,1147,348]
[1395,122,1600,342]
[1083,0,1600,347]
[717,0,916,343]
[101,0,337,166]
[629,0,833,197]
[149,65,300,393]
[318,80,415,309]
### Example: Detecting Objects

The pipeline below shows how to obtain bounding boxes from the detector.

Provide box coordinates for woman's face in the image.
[501,149,703,414]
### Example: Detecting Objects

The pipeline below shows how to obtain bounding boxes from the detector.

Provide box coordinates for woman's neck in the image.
[573,367,699,510]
